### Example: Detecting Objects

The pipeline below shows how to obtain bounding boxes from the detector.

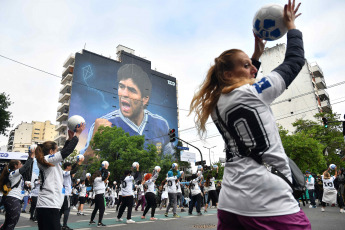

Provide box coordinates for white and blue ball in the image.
[77,154,84,161]
[172,163,178,169]
[197,165,203,170]
[213,165,218,169]
[67,115,85,132]
[154,166,161,171]
[329,164,336,170]
[86,173,91,178]
[252,4,287,41]
[102,161,109,167]
[132,162,139,168]
[29,144,37,153]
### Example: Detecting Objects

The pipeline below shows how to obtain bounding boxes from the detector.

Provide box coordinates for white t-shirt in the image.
[121,175,134,196]
[166,176,177,193]
[161,184,168,199]
[31,180,40,197]
[306,176,315,190]
[176,181,182,193]
[7,169,25,200]
[79,184,87,197]
[211,72,300,217]
[322,175,336,190]
[93,177,106,195]
[190,179,201,196]
[37,152,64,209]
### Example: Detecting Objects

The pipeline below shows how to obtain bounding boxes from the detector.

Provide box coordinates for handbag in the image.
[215,105,306,199]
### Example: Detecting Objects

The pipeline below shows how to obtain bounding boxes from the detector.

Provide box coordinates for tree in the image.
[90,125,162,182]
[0,92,12,136]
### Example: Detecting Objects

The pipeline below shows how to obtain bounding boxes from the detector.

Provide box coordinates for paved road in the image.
[1,203,345,229]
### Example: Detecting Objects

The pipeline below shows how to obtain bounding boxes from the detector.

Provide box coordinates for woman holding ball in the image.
[189,0,310,229]
[35,123,85,230]
[321,166,344,213]
[141,167,161,220]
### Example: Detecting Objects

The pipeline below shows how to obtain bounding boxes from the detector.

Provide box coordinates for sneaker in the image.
[321,207,325,212]
[126,219,135,223]
[340,209,345,213]
[80,213,86,216]
[62,226,73,230]
[188,212,193,215]
[150,217,158,220]
[204,210,208,213]
[73,206,77,210]
[141,216,145,219]
[117,218,123,222]
[77,212,80,216]
[89,220,96,225]
[312,205,317,208]
[164,213,168,217]
[173,214,180,218]
[197,212,203,216]
[309,205,313,208]
[97,222,106,227]
[21,210,26,213]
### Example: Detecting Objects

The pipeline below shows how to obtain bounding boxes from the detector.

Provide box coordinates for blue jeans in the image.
[22,195,29,211]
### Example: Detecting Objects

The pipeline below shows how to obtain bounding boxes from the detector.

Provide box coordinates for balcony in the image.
[55,121,68,132]
[62,65,74,77]
[60,81,72,94]
[63,54,75,68]
[310,63,324,78]
[320,100,332,112]
[57,100,70,113]
[58,93,71,103]
[61,73,73,85]
[318,89,329,101]
[55,132,67,142]
[56,112,68,122]
[315,76,326,89]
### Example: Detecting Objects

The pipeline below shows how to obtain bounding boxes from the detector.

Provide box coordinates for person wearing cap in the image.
[305,171,316,208]
[81,63,174,156]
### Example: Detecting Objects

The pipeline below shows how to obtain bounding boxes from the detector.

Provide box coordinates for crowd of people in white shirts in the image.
[0,124,221,229]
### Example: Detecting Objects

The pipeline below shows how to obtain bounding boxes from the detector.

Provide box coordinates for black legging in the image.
[207,190,218,206]
[90,194,105,223]
[189,193,202,214]
[116,195,122,212]
[143,192,156,217]
[1,196,21,230]
[117,196,133,220]
[37,208,61,230]
[30,196,38,220]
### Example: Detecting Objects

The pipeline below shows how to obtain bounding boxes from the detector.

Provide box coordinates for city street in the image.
[2,202,345,230]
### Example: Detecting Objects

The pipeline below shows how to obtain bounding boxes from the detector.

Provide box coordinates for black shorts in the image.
[79,197,86,204]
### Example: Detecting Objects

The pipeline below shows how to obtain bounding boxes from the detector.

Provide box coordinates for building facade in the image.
[7,121,57,152]
[258,44,330,132]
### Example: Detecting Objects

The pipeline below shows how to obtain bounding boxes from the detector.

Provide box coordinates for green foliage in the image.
[0,92,12,136]
[89,125,181,183]
[279,111,345,174]
[63,149,79,163]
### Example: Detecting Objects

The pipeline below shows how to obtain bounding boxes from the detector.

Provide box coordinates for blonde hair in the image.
[324,172,331,179]
[189,49,255,137]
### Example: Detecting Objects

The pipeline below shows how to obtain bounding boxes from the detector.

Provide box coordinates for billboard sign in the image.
[180,151,196,163]
[68,50,178,155]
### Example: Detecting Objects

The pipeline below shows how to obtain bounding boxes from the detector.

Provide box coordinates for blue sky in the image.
[1,0,345,164]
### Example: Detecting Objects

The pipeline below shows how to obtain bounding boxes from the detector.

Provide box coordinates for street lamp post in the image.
[203,145,216,165]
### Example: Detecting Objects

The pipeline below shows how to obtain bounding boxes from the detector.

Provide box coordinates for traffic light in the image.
[169,129,176,142]
[322,117,328,128]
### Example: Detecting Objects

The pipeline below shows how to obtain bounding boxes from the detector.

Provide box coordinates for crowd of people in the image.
[0,121,221,229]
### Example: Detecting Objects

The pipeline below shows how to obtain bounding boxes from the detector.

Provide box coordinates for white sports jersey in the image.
[145,173,159,194]
[161,184,168,199]
[31,180,40,197]
[79,184,87,197]
[63,171,73,196]
[121,175,134,196]
[190,179,201,196]
[166,176,177,193]
[306,176,315,190]
[7,169,25,200]
[176,181,182,193]
[207,177,217,191]
[93,177,106,195]
[37,152,64,209]
[322,175,335,190]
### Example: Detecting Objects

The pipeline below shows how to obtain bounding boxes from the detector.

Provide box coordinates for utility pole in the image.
[204,145,216,165]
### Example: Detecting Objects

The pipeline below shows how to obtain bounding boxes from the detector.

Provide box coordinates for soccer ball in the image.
[197,165,203,170]
[77,154,84,161]
[102,161,109,167]
[132,162,139,168]
[154,166,161,171]
[329,164,336,170]
[213,165,218,169]
[86,173,91,178]
[67,115,85,132]
[252,4,287,41]
[172,163,178,169]
[29,144,37,153]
